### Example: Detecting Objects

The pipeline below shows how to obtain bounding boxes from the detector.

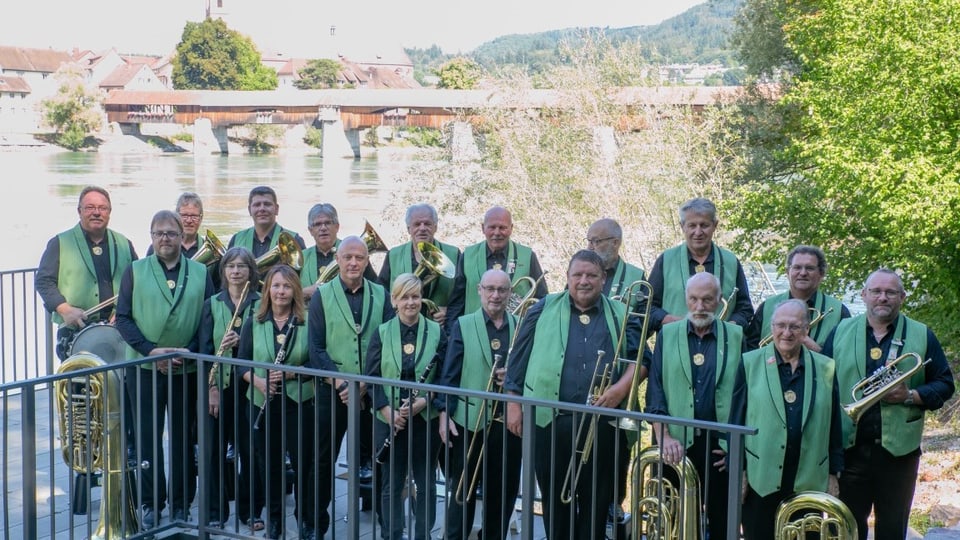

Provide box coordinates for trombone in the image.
[454,353,505,504]
[507,273,546,315]
[759,306,833,347]
[560,349,612,504]
[717,286,739,321]
[610,279,654,431]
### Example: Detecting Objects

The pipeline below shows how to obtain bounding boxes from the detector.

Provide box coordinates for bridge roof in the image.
[103,87,743,114]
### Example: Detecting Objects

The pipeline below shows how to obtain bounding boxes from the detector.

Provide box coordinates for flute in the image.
[208,281,250,387]
[252,316,298,430]
[374,355,440,465]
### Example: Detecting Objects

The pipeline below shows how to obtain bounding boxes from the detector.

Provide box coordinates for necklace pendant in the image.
[92,246,103,256]
[870,347,882,360]
[403,343,415,355]
[692,353,705,366]
[694,264,706,273]
[783,389,797,404]
[578,313,590,325]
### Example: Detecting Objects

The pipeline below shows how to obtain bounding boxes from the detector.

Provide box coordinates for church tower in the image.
[205,0,229,22]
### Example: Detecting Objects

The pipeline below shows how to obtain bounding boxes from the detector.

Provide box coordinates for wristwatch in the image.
[904,389,916,406]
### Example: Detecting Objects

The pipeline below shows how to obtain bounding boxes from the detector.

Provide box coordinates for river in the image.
[5,150,413,270]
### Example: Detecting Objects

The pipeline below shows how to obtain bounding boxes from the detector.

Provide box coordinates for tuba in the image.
[191,229,226,267]
[775,491,858,539]
[55,353,140,537]
[632,446,701,540]
[843,352,930,424]
[255,231,304,274]
[413,241,456,287]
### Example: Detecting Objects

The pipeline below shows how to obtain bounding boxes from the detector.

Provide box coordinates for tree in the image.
[172,18,277,90]
[726,0,960,350]
[435,57,482,89]
[41,64,103,150]
[294,59,342,89]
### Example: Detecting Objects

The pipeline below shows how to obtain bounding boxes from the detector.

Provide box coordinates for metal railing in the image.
[0,268,54,384]
[2,349,755,540]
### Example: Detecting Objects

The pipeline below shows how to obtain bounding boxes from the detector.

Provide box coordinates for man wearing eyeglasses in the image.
[821,269,954,540]
[730,299,843,540]
[37,185,138,360]
[116,210,215,530]
[446,206,547,326]
[146,193,221,290]
[745,245,850,351]
[300,203,377,300]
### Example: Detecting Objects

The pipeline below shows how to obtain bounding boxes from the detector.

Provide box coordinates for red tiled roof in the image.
[100,64,148,88]
[0,75,31,93]
[0,45,72,73]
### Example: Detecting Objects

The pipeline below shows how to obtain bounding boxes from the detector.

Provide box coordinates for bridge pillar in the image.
[593,125,618,165]
[193,118,229,154]
[319,106,360,159]
[449,121,480,162]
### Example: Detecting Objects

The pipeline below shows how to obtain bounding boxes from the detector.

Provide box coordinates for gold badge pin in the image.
[784,390,797,404]
[693,353,705,366]
[166,279,176,289]
[403,343,415,355]
[870,347,883,360]
[276,334,286,345]
[578,314,590,325]
[233,318,242,328]
[492,263,502,271]
[491,339,501,351]
[92,246,103,256]
[695,264,706,273]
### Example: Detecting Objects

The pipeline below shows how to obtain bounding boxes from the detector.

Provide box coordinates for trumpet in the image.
[507,273,546,315]
[843,352,929,424]
[717,286,739,321]
[560,349,612,504]
[208,281,250,386]
[253,316,299,430]
[759,306,834,347]
[454,353,505,504]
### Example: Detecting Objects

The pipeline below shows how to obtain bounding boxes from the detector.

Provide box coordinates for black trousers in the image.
[840,442,921,540]
[534,414,619,540]
[442,420,522,540]
[314,382,374,535]
[375,415,439,540]
[126,366,198,513]
[256,394,317,533]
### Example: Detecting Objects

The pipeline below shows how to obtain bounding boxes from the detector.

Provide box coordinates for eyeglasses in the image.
[81,205,111,214]
[866,288,902,298]
[151,231,181,240]
[789,265,819,273]
[224,263,248,270]
[179,213,202,222]
[586,236,616,247]
[480,285,511,295]
[772,322,807,333]
[310,220,336,229]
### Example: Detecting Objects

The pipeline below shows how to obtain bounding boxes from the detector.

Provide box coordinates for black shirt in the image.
[366,319,447,411]
[434,309,511,415]
[645,321,724,422]
[306,278,395,373]
[745,293,852,350]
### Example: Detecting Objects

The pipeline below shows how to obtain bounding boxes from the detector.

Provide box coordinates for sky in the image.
[2,0,706,57]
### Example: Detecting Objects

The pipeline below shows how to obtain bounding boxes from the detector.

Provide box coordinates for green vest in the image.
[247,315,312,407]
[54,224,134,324]
[661,243,739,318]
[658,319,743,449]
[831,314,928,455]
[319,277,386,375]
[209,293,259,388]
[386,240,460,305]
[452,310,516,429]
[300,238,341,287]
[230,223,297,254]
[607,258,647,313]
[742,345,835,496]
[461,241,534,313]
[759,291,845,346]
[374,315,442,421]
[126,255,207,373]
[522,292,626,427]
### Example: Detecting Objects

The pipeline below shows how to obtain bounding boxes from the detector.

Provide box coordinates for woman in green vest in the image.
[198,247,263,531]
[237,265,313,540]
[366,273,445,540]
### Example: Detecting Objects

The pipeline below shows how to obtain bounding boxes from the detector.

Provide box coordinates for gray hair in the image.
[150,210,183,233]
[591,218,622,240]
[307,203,339,227]
[773,299,811,325]
[176,192,203,214]
[405,203,438,227]
[786,245,827,274]
[686,272,721,300]
[679,197,717,225]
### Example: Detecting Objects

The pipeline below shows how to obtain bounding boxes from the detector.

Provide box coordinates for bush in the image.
[303,126,323,148]
[171,132,194,142]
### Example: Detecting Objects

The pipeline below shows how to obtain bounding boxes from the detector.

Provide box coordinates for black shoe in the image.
[172,508,190,522]
[300,524,317,540]
[225,442,236,461]
[266,520,283,539]
[141,506,157,530]
[206,519,224,529]
[607,502,625,523]
[358,463,373,481]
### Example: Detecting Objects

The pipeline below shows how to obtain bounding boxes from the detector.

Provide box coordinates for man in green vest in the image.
[731,300,843,540]
[436,269,521,540]
[647,197,753,332]
[445,206,547,326]
[306,235,394,537]
[378,202,461,325]
[37,185,138,359]
[116,210,214,530]
[300,203,377,299]
[504,250,641,540]
[644,272,744,540]
[746,245,850,351]
[822,269,955,540]
[227,185,306,260]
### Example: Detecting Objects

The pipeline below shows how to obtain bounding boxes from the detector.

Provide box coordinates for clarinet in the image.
[374,355,440,465]
[252,316,298,430]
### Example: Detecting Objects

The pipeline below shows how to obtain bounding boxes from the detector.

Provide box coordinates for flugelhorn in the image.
[843,352,929,424]
[313,221,391,285]
[56,353,140,536]
[192,229,226,267]
[775,491,858,539]
[255,231,304,275]
[632,446,700,540]
[560,349,612,504]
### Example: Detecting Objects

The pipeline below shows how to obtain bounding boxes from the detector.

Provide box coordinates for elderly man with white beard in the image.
[644,272,745,540]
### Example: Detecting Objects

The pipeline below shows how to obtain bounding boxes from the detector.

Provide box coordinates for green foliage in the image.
[725,0,960,350]
[246,125,282,153]
[171,132,193,142]
[294,59,342,89]
[909,512,944,536]
[402,127,444,148]
[404,44,453,85]
[41,64,103,151]
[172,18,277,90]
[731,0,798,79]
[436,57,482,89]
[364,127,379,148]
[303,126,323,148]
